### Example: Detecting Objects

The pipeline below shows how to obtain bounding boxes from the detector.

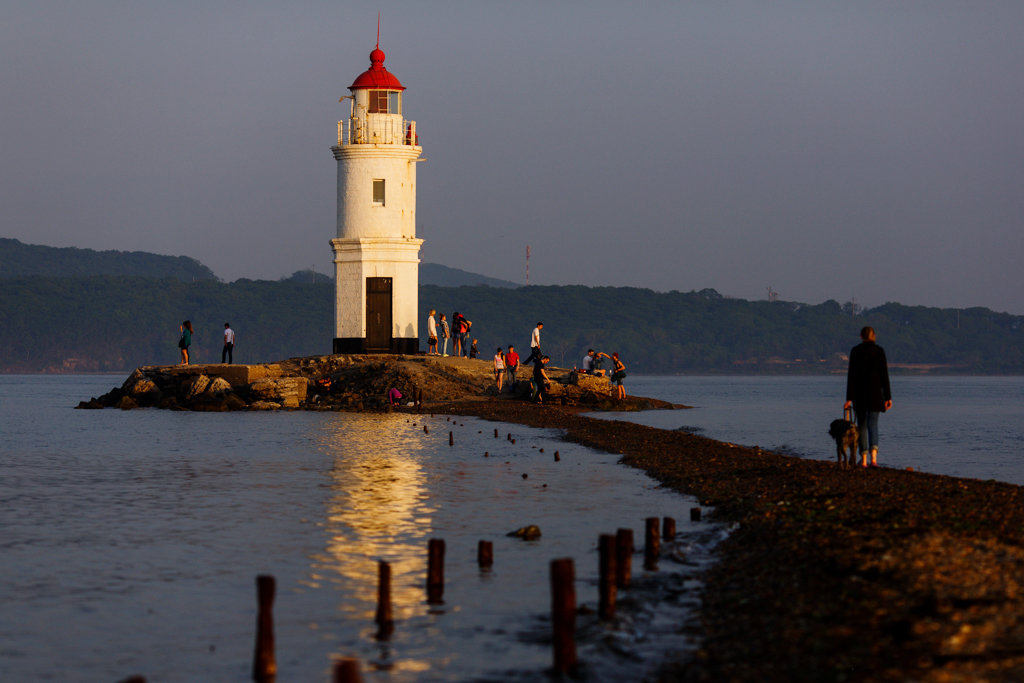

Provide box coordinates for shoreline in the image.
[432,399,1024,682]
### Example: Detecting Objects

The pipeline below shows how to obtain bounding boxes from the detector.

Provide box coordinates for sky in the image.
[3,1,1023,314]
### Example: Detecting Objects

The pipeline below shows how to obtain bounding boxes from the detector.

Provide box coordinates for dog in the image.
[828,409,859,468]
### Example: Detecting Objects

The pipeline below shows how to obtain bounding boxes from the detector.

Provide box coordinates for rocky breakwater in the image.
[77,363,308,411]
[77,354,675,412]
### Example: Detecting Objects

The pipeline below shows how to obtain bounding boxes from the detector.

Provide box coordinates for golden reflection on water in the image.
[311,414,434,625]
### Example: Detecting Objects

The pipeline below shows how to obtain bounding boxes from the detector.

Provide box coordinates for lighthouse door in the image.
[365,277,393,351]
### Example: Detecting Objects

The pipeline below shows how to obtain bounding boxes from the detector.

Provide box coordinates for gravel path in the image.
[434,398,1024,682]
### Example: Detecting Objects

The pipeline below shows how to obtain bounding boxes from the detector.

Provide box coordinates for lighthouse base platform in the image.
[333,336,419,355]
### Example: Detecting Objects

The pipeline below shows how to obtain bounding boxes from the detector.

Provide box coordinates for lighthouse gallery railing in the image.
[337,117,418,146]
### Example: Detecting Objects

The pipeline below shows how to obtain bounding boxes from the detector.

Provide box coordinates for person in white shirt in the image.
[526,321,543,365]
[581,349,595,373]
[222,323,235,364]
[426,310,438,355]
[493,347,505,392]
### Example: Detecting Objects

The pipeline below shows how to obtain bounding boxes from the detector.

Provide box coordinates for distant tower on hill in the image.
[330,38,423,354]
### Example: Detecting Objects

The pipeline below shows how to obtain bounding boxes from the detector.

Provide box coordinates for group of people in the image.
[578,348,627,400]
[177,321,236,366]
[425,310,475,358]
[494,325,551,403]
[427,317,629,404]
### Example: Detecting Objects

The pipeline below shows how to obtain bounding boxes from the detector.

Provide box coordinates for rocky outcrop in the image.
[248,377,308,408]
[77,355,677,413]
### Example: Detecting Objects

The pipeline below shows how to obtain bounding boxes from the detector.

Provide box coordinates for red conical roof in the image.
[349,45,405,91]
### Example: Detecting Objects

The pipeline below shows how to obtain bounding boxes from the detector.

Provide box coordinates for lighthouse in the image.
[330,41,423,354]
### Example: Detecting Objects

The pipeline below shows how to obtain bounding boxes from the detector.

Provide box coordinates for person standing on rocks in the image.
[525,321,543,365]
[439,314,451,357]
[493,347,505,393]
[844,326,893,468]
[610,352,627,400]
[178,320,194,365]
[531,355,550,404]
[222,322,235,364]
[451,312,464,357]
[427,310,438,355]
[504,344,520,392]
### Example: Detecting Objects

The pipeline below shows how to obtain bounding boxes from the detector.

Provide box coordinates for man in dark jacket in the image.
[844,326,893,467]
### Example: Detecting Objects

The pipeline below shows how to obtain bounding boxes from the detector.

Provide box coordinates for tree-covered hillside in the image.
[422,286,1024,374]
[0,238,217,281]
[2,276,1022,374]
[1,277,330,372]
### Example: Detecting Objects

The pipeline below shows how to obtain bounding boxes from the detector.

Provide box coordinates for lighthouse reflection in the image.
[311,414,433,627]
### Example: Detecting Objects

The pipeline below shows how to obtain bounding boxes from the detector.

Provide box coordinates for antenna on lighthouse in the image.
[376,12,381,48]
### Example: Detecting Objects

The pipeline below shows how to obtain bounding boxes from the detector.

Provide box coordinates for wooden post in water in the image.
[644,517,660,571]
[615,528,633,588]
[375,561,394,640]
[252,574,276,682]
[690,507,702,522]
[333,658,365,683]
[598,534,617,620]
[550,558,578,674]
[663,516,676,540]
[554,450,560,462]
[427,538,445,604]
[449,431,454,446]
[494,428,499,438]
[477,540,493,569]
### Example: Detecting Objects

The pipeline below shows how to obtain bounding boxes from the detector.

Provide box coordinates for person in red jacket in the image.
[504,345,520,392]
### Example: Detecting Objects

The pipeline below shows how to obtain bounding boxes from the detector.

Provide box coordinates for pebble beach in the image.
[437,398,1024,682]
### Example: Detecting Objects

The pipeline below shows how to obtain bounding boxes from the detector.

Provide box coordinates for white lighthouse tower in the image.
[330,40,422,354]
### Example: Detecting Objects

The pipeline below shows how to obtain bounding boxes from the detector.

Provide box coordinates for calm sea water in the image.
[0,375,719,683]
[594,375,1024,485]
[3,375,1022,682]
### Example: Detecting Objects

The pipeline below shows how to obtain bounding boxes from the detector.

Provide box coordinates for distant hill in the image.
[3,239,1022,374]
[284,263,518,288]
[3,276,1023,374]
[419,263,518,288]
[0,238,217,281]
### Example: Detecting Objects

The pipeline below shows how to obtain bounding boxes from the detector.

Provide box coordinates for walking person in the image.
[178,320,194,365]
[439,314,450,357]
[504,344,520,392]
[493,347,505,393]
[426,309,438,355]
[531,355,551,404]
[610,352,627,400]
[844,326,893,468]
[222,322,235,364]
[525,321,543,365]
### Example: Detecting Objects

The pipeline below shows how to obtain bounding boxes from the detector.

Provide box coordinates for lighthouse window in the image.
[367,90,401,114]
[368,90,387,113]
[372,179,386,205]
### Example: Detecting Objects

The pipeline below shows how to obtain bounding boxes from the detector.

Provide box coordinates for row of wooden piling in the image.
[246,508,703,681]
